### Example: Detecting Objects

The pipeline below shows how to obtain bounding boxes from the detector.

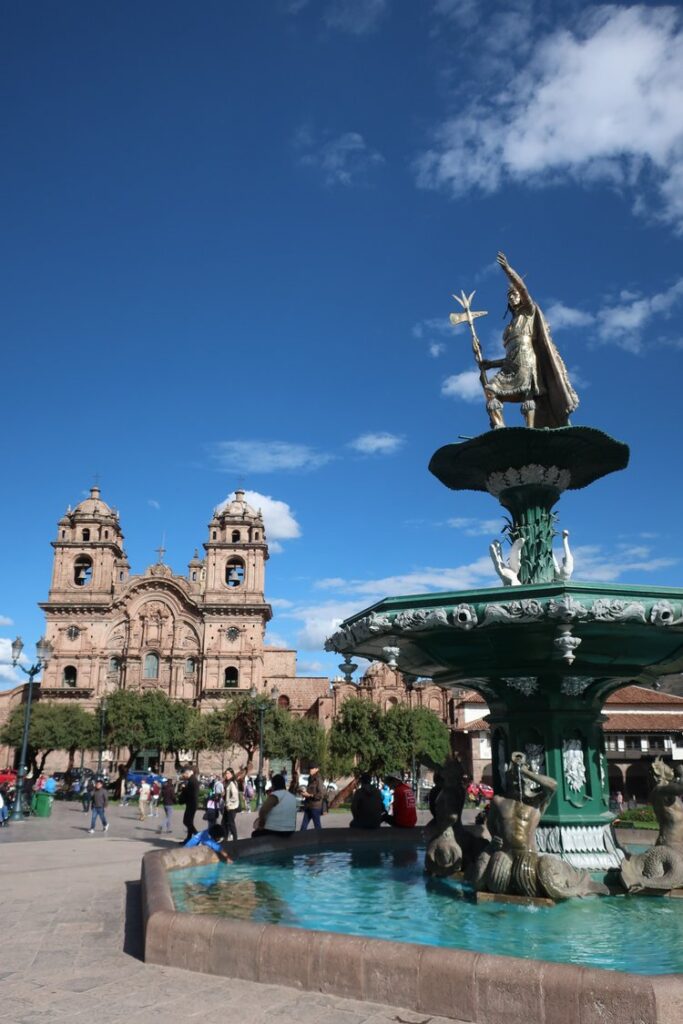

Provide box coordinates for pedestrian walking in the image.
[299,765,325,831]
[138,778,151,821]
[158,778,175,833]
[222,768,239,842]
[82,778,94,813]
[180,765,200,843]
[88,780,109,834]
[149,779,160,816]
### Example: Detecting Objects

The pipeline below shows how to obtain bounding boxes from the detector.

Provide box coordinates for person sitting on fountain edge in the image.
[251,773,297,838]
[350,773,384,829]
[383,771,417,829]
[185,823,232,863]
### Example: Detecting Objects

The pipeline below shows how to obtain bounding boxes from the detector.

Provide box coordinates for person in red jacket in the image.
[383,771,417,828]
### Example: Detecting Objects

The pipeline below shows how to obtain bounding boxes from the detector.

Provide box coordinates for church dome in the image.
[215,489,263,523]
[72,486,117,521]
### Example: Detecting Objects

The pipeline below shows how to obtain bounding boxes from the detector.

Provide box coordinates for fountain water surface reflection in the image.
[168,846,683,975]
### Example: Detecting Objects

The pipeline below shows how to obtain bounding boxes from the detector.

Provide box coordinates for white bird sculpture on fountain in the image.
[553,529,574,581]
[489,537,525,587]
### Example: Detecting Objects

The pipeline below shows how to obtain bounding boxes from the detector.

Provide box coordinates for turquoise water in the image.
[168,845,683,975]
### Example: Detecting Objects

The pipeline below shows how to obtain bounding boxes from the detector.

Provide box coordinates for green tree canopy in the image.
[104,689,198,770]
[0,702,98,774]
[328,696,450,778]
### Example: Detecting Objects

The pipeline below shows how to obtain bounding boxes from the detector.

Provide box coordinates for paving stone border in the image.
[142,828,683,1024]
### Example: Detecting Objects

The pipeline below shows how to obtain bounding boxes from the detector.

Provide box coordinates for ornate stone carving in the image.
[562,738,586,792]
[560,676,592,696]
[650,601,683,627]
[382,645,400,668]
[489,538,524,587]
[547,595,588,622]
[590,598,646,623]
[449,604,478,629]
[480,598,545,627]
[503,676,538,697]
[524,743,545,776]
[486,465,571,496]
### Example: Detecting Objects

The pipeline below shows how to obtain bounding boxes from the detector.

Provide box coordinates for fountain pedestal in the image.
[327,426,683,869]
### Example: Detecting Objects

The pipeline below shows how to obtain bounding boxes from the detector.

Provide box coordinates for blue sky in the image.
[2,1,683,686]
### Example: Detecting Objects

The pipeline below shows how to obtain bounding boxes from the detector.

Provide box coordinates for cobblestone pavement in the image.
[1,802,459,1024]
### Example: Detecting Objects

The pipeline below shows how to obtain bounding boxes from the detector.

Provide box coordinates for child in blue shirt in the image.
[184,823,232,862]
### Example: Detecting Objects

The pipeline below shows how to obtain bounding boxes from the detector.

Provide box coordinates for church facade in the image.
[0,486,335,771]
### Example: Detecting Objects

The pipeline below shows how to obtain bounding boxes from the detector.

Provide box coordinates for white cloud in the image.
[417,7,683,230]
[572,543,677,582]
[596,278,683,352]
[147,499,161,510]
[264,631,292,649]
[210,440,332,474]
[441,369,482,402]
[349,432,404,455]
[0,637,28,690]
[544,302,595,331]
[216,490,302,552]
[448,517,502,537]
[429,343,446,358]
[0,615,13,627]
[296,129,384,187]
[297,659,326,675]
[324,0,387,34]
[270,598,294,609]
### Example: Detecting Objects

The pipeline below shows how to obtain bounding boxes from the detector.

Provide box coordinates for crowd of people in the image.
[0,760,426,849]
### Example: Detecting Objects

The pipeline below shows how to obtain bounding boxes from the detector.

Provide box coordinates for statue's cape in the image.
[532,306,579,428]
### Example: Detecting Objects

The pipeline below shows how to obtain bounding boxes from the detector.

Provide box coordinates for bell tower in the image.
[47,486,126,600]
[200,489,272,693]
[40,485,128,694]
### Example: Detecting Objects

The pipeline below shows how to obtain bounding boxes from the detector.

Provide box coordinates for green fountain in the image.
[326,252,683,873]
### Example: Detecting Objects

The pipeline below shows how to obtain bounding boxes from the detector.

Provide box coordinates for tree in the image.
[328,696,450,779]
[104,689,198,771]
[0,702,98,775]
[265,710,328,781]
[383,704,450,773]
[328,696,386,776]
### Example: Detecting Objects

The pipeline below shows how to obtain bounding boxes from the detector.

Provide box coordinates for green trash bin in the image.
[32,791,54,817]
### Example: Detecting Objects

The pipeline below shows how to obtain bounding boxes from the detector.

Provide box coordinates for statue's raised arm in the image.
[478,251,579,430]
[497,251,532,312]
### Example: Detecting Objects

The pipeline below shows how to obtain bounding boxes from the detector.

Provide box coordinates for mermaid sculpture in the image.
[620,757,683,893]
[424,756,477,877]
[470,752,598,900]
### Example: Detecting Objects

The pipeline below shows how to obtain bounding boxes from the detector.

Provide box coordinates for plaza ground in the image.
[1,800,459,1024]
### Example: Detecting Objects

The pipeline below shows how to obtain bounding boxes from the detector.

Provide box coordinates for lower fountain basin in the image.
[142,829,683,1023]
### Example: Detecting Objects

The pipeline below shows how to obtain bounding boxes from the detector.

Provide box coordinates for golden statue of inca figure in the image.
[480,252,579,429]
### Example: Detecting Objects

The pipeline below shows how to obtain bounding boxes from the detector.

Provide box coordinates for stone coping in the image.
[142,828,683,1024]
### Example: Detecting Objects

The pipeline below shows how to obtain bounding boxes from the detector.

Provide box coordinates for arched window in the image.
[225,558,245,587]
[254,530,260,540]
[63,665,78,687]
[109,657,120,674]
[212,530,217,540]
[278,694,290,710]
[104,530,109,539]
[385,697,398,711]
[74,555,93,586]
[231,529,240,543]
[61,530,66,539]
[191,570,197,581]
[82,528,90,541]
[224,666,239,688]
[185,658,196,676]
[144,652,160,679]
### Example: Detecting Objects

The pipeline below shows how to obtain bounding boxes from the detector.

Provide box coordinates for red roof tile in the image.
[606,685,683,706]
[603,712,683,732]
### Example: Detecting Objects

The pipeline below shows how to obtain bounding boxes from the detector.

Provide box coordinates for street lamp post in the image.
[250,684,280,810]
[96,697,108,777]
[9,636,52,822]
